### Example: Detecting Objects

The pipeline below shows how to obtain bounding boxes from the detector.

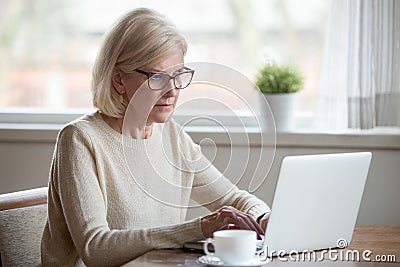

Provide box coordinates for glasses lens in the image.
[149,73,169,90]
[175,72,193,89]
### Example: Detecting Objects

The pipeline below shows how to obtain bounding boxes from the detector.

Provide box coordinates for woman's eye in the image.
[150,73,163,80]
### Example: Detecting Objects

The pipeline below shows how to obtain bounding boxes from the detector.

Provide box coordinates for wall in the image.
[0,128,399,226]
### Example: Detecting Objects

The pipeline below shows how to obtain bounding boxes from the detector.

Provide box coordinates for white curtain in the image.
[315,0,400,130]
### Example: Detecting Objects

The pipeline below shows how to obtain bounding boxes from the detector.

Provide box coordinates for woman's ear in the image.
[111,68,125,94]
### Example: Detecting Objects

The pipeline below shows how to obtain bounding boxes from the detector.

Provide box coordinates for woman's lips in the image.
[155,103,174,111]
[155,103,172,106]
[155,98,175,110]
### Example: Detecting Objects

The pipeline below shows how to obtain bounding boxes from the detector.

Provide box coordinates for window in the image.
[0,0,329,125]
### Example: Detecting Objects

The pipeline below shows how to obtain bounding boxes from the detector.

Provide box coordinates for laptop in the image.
[184,152,372,256]
[262,152,372,256]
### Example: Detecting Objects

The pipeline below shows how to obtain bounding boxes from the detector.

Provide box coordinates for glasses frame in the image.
[134,67,195,90]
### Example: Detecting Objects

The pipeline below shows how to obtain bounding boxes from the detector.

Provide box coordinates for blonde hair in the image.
[91,8,188,118]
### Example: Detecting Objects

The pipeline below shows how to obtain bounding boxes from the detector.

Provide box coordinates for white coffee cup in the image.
[203,230,257,264]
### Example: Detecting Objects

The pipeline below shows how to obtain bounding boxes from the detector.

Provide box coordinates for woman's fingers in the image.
[218,207,264,236]
[201,206,266,238]
[259,213,270,231]
[230,206,264,234]
[236,212,264,235]
[227,206,264,235]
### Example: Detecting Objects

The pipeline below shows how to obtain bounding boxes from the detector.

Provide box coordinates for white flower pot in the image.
[260,93,298,132]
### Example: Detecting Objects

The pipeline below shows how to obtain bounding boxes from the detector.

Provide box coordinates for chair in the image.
[0,187,48,267]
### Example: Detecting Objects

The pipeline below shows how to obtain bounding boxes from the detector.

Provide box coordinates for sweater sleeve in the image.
[47,125,204,267]
[177,127,270,221]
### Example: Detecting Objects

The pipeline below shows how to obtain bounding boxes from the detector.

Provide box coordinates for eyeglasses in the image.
[134,67,195,90]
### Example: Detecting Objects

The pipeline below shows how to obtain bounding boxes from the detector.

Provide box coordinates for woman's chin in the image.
[150,110,174,123]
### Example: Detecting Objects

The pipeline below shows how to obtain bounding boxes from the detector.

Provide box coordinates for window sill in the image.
[186,126,400,149]
[0,123,399,149]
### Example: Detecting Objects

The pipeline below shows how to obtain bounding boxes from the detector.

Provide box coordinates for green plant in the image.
[255,62,304,94]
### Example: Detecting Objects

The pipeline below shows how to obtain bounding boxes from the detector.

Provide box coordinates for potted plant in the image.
[255,62,304,132]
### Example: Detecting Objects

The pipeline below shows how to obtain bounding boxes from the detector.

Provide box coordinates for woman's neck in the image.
[143,124,153,139]
[121,117,154,139]
[101,113,153,139]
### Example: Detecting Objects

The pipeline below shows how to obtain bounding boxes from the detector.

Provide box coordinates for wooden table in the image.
[123,225,400,266]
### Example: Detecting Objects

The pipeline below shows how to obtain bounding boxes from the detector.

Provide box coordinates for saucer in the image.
[198,255,269,266]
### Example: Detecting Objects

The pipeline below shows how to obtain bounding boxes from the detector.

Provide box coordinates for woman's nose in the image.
[164,80,178,96]
[164,88,178,97]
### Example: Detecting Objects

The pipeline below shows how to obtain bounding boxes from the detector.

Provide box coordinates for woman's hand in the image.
[258,212,270,231]
[201,206,264,238]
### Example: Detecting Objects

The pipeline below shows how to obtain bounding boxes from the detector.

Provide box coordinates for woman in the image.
[41,8,270,266]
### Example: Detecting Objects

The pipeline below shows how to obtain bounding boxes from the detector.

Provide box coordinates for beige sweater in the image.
[41,111,270,266]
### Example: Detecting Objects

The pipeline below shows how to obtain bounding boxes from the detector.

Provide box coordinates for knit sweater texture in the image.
[40,111,270,266]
